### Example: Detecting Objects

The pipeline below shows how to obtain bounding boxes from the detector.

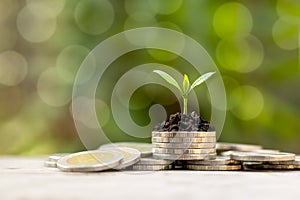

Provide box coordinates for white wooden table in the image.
[1,156,300,200]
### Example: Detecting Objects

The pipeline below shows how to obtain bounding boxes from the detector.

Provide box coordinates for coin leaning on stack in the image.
[152,131,217,160]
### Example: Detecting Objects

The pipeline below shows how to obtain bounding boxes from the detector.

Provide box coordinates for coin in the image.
[131,164,172,171]
[294,155,300,165]
[221,149,279,156]
[186,156,240,165]
[243,162,294,170]
[136,158,173,165]
[153,142,216,149]
[153,153,216,160]
[44,160,57,168]
[102,147,141,169]
[152,137,216,143]
[153,148,216,154]
[48,153,70,162]
[230,151,295,162]
[152,131,216,138]
[185,164,241,171]
[217,142,262,151]
[99,142,153,157]
[57,150,123,172]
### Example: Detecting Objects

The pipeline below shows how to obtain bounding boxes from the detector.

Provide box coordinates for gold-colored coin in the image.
[153,148,216,154]
[152,137,216,143]
[185,164,241,171]
[152,131,216,138]
[57,150,123,172]
[153,142,215,149]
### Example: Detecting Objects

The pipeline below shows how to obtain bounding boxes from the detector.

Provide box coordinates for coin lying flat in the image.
[186,156,240,165]
[153,148,216,154]
[103,147,141,169]
[243,162,294,170]
[57,150,123,172]
[221,149,280,156]
[153,153,216,160]
[44,160,57,168]
[185,164,241,171]
[48,153,70,162]
[152,137,216,143]
[136,158,173,165]
[99,142,153,157]
[153,142,216,149]
[217,142,262,151]
[152,131,216,138]
[230,151,295,162]
[131,164,172,171]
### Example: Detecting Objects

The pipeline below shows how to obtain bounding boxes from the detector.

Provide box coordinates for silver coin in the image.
[221,149,279,156]
[153,153,217,160]
[217,142,262,151]
[137,158,173,165]
[57,150,123,172]
[185,164,241,171]
[48,153,70,162]
[294,155,300,165]
[131,164,172,171]
[153,148,216,154]
[99,142,153,157]
[152,131,216,138]
[152,137,216,143]
[230,151,295,162]
[102,147,141,169]
[243,162,294,170]
[44,160,57,168]
[186,156,240,165]
[153,142,216,149]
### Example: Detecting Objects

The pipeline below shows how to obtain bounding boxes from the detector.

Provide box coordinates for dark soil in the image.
[153,111,214,132]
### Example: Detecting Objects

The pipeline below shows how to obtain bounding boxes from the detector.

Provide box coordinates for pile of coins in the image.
[45,142,300,172]
[152,131,217,160]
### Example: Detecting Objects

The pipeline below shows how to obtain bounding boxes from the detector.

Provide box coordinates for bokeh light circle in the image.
[0,51,28,86]
[37,67,72,107]
[216,35,264,73]
[26,0,66,18]
[213,2,253,39]
[147,0,183,15]
[17,6,56,43]
[229,85,264,120]
[277,0,300,24]
[272,19,299,50]
[75,0,114,35]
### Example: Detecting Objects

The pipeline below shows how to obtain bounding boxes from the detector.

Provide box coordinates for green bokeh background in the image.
[0,0,300,155]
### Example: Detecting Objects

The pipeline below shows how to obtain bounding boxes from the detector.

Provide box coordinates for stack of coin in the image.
[185,156,242,171]
[128,157,173,171]
[152,131,217,160]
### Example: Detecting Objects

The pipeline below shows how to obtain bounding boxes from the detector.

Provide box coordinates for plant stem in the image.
[183,96,188,115]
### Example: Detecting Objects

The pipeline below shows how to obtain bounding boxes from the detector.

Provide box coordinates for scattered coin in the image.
[185,164,241,171]
[186,156,240,165]
[152,131,216,138]
[153,148,216,154]
[221,149,279,156]
[44,160,57,168]
[102,147,141,169]
[243,162,294,170]
[99,142,153,157]
[153,142,215,149]
[217,142,262,151]
[131,164,172,171]
[230,151,295,162]
[153,153,216,160]
[152,137,216,143]
[57,150,123,172]
[47,153,70,162]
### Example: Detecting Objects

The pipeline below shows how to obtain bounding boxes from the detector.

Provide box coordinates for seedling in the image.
[153,70,215,115]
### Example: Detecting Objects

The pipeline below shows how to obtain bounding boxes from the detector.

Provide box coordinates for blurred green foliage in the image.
[0,0,300,155]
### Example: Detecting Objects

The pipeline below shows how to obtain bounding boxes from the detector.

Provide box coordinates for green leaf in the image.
[182,74,190,94]
[190,72,215,91]
[153,70,183,93]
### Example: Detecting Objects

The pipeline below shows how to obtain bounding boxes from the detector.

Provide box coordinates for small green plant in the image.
[153,70,215,115]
